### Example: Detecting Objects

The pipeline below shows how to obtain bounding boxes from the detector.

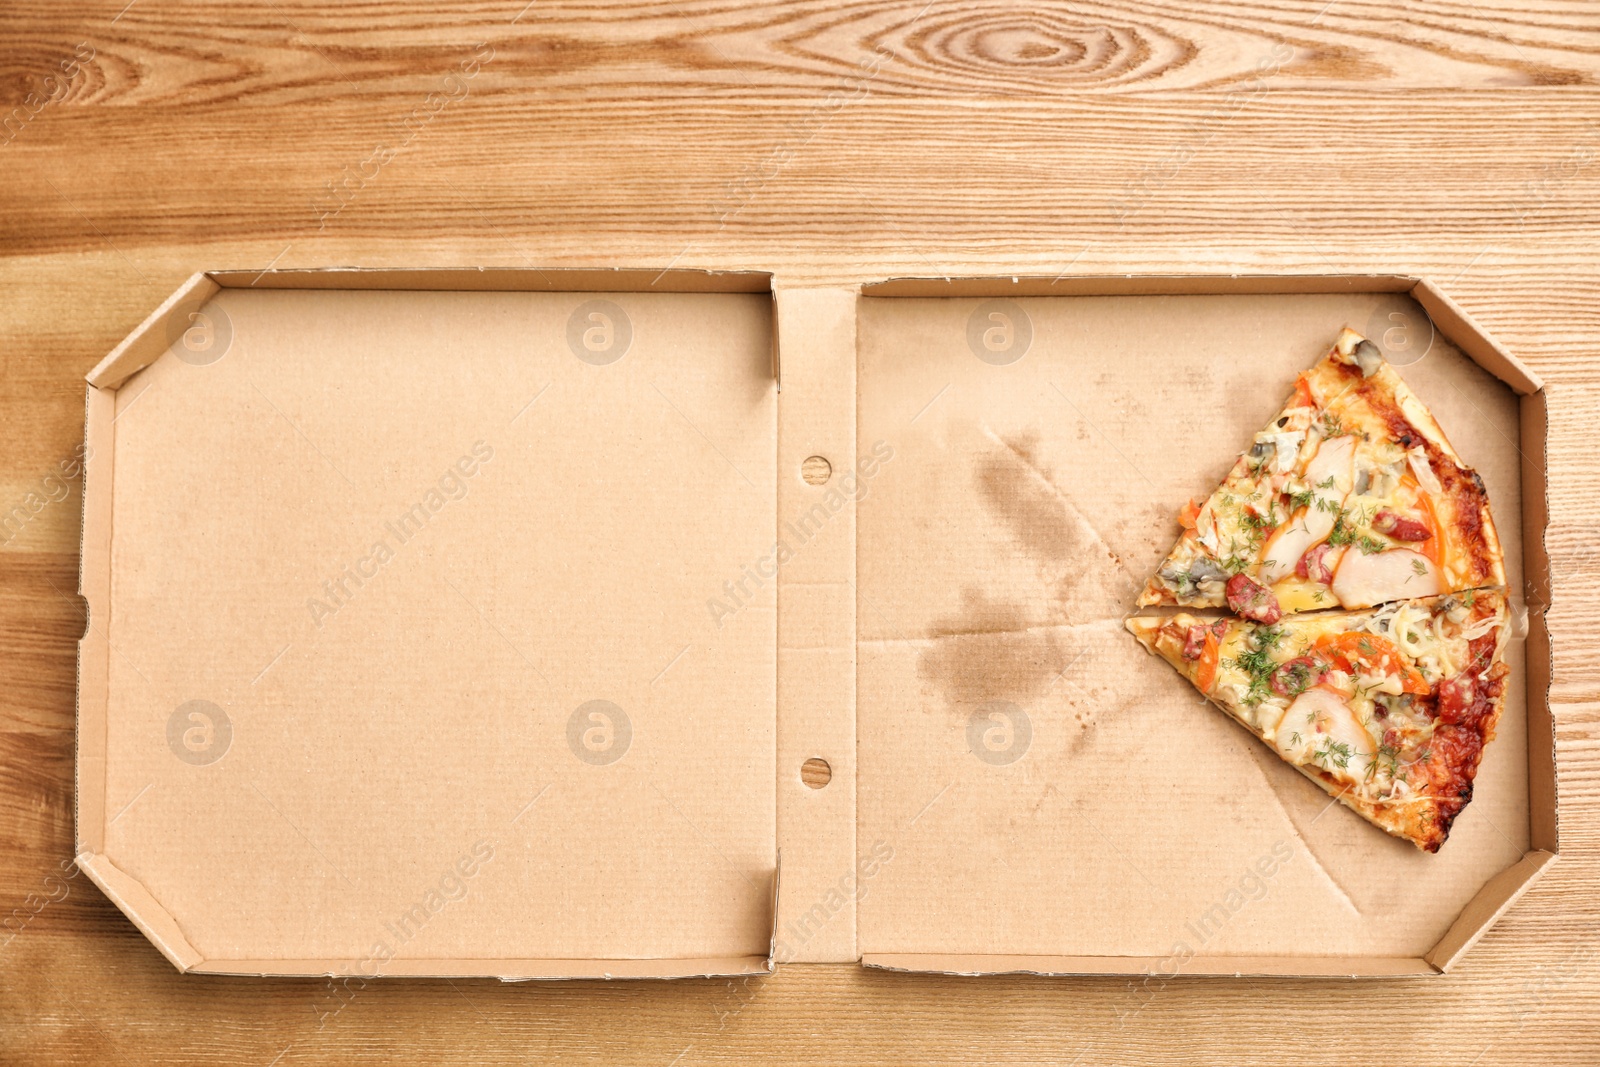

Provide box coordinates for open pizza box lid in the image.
[75,269,1555,979]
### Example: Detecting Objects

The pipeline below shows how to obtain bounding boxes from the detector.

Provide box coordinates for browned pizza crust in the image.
[1307,343,1505,597]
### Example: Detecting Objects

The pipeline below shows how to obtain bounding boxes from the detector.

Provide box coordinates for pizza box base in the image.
[75,269,1554,979]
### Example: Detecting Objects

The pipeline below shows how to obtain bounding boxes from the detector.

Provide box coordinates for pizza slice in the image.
[1126,590,1509,851]
[1137,327,1504,620]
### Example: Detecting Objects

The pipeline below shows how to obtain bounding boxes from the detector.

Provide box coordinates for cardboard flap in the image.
[193,956,775,980]
[1409,278,1544,395]
[76,852,203,972]
[206,267,774,294]
[773,289,859,963]
[862,953,1440,978]
[861,274,1421,299]
[1426,850,1557,971]
[190,859,781,980]
[75,385,115,856]
[1525,607,1559,853]
[88,272,219,391]
[1520,391,1554,610]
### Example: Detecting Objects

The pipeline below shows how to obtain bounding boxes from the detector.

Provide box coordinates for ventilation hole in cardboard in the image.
[801,455,832,486]
[801,757,832,789]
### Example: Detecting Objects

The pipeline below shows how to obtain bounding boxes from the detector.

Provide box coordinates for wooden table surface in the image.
[4,1,1599,1062]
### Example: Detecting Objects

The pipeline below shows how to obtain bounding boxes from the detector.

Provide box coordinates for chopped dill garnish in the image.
[1230,625,1285,706]
[1241,508,1277,532]
[1313,739,1354,770]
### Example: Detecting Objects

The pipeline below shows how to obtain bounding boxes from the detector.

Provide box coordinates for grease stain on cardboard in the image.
[917,429,1141,741]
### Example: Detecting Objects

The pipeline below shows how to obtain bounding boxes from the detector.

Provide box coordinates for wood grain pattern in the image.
[3,0,1600,1063]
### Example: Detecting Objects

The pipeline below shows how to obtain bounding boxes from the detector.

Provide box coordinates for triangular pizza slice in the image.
[1137,327,1504,620]
[1126,590,1509,851]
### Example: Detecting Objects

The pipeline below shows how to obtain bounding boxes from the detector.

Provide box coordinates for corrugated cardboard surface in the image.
[773,289,859,963]
[855,290,1532,964]
[85,287,778,972]
[78,273,1553,977]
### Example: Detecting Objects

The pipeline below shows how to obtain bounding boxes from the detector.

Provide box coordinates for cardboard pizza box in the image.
[75,269,1554,979]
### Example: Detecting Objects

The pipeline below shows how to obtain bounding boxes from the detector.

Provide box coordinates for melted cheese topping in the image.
[1148,332,1468,612]
[1201,595,1505,805]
